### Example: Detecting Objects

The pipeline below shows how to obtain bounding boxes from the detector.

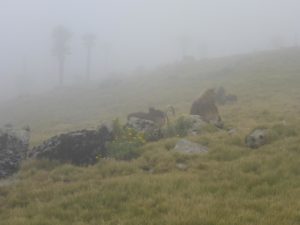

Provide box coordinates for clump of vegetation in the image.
[144,128,164,142]
[106,119,145,160]
[163,116,194,137]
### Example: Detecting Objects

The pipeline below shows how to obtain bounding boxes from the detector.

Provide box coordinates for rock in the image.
[190,89,223,128]
[228,128,238,136]
[174,139,208,154]
[29,126,113,165]
[245,128,269,148]
[0,126,30,179]
[181,115,208,135]
[127,117,156,132]
[127,107,166,127]
[176,163,188,171]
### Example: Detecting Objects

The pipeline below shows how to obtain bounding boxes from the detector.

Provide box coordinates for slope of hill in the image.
[1,48,300,145]
[1,48,300,224]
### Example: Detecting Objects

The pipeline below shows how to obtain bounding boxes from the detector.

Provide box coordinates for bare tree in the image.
[52,25,71,85]
[82,33,96,81]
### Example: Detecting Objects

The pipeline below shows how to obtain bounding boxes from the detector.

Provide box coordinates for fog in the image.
[1,0,300,102]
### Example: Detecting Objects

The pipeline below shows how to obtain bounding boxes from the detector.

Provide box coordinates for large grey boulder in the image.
[245,128,268,148]
[174,139,208,154]
[29,126,113,165]
[0,126,30,179]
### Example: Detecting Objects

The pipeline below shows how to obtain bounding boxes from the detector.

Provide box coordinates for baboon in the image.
[127,107,166,126]
[190,89,223,128]
[226,94,238,103]
[214,86,238,105]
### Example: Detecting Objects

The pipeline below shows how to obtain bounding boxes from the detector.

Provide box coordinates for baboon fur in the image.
[190,89,223,127]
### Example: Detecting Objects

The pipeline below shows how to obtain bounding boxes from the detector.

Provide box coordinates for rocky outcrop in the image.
[0,126,30,179]
[190,89,223,128]
[29,126,113,165]
[245,128,269,148]
[174,139,208,154]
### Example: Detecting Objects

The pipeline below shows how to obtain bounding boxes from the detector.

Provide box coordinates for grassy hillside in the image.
[1,48,300,224]
[1,48,300,145]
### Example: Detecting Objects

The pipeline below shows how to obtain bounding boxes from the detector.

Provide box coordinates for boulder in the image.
[174,139,208,154]
[245,128,268,148]
[0,126,30,179]
[190,89,223,128]
[29,126,113,165]
[181,115,208,135]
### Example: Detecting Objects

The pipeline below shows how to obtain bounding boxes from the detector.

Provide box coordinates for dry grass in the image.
[1,48,300,224]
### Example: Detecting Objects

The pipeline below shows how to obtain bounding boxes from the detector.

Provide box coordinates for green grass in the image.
[1,48,300,224]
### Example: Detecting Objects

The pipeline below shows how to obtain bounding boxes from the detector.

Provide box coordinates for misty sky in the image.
[1,0,300,101]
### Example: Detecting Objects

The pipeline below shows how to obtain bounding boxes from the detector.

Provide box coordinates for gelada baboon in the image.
[190,89,223,128]
[127,107,166,126]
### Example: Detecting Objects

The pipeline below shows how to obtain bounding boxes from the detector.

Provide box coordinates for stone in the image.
[0,126,30,179]
[228,128,238,136]
[127,107,166,127]
[245,128,269,148]
[181,115,208,135]
[127,117,156,132]
[174,139,208,154]
[176,163,188,171]
[29,126,113,165]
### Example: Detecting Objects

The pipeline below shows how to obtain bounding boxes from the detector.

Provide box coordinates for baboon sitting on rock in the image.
[190,89,223,128]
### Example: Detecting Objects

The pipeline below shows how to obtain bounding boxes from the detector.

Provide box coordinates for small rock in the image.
[174,139,208,154]
[245,128,268,149]
[127,117,155,132]
[228,128,238,136]
[176,163,188,171]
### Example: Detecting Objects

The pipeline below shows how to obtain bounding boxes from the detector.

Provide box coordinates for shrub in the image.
[144,128,163,142]
[106,119,146,160]
[163,116,193,138]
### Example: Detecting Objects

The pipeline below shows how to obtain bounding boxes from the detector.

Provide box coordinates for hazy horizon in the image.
[1,0,300,101]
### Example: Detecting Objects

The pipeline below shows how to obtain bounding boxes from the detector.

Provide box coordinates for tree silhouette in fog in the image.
[52,25,71,85]
[82,33,96,81]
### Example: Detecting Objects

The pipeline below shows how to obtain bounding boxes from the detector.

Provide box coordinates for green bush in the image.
[106,119,145,160]
[144,128,163,142]
[163,116,193,138]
